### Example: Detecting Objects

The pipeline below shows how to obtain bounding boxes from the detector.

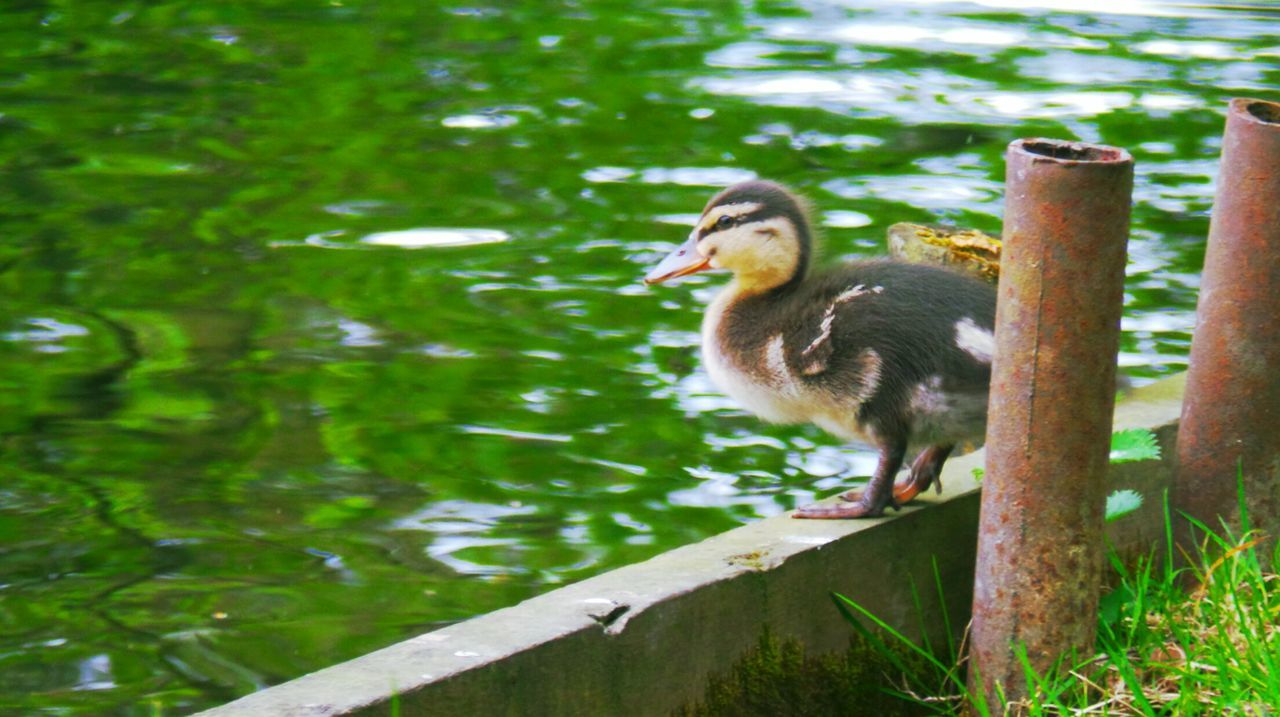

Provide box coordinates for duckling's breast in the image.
[703,334,810,425]
[701,287,804,424]
[702,286,860,428]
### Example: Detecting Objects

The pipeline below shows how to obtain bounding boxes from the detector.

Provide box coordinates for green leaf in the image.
[1110,429,1161,463]
[971,466,984,483]
[1105,489,1143,522]
[1096,583,1134,628]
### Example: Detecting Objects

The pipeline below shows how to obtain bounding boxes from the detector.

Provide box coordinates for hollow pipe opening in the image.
[1244,99,1280,125]
[1014,138,1127,163]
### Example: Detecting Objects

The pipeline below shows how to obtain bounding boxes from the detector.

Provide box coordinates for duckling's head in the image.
[644,180,812,293]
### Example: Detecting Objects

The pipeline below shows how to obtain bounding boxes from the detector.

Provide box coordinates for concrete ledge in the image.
[197,373,1185,717]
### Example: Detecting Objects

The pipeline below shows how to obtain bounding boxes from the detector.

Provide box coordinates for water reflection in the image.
[582,166,759,186]
[825,23,1027,49]
[75,655,115,692]
[886,0,1258,18]
[395,500,539,576]
[823,174,1002,212]
[361,228,509,248]
[667,466,789,516]
[1016,53,1172,84]
[459,425,575,443]
[3,317,90,352]
[1134,39,1239,60]
[441,114,520,129]
[285,228,510,249]
[821,210,872,228]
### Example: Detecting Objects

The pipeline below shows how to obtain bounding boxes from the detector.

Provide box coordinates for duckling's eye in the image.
[715,214,735,230]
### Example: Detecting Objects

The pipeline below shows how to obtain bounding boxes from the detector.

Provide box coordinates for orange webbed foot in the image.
[793,500,885,519]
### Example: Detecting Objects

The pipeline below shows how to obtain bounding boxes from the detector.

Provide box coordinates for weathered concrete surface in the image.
[196,373,1185,717]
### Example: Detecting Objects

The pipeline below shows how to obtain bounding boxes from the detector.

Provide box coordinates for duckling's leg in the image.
[793,439,907,519]
[896,443,955,503]
[823,443,955,508]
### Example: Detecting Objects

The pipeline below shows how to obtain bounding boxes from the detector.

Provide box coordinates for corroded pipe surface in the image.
[969,139,1133,709]
[1176,98,1280,546]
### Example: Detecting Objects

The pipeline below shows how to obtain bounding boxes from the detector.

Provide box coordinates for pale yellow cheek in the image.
[699,241,722,268]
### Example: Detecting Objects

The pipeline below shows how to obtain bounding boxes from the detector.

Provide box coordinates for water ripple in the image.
[459,425,574,443]
[361,228,509,249]
[582,166,758,186]
[277,228,510,250]
[3,317,90,349]
[441,113,519,129]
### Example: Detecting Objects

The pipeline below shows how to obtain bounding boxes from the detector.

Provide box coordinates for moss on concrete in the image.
[672,630,930,717]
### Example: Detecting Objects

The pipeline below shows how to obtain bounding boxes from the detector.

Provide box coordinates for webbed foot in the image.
[908,443,954,498]
[837,482,915,506]
[792,436,907,520]
[793,498,886,519]
[835,443,956,507]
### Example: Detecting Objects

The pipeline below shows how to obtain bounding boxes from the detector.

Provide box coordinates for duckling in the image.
[644,180,997,519]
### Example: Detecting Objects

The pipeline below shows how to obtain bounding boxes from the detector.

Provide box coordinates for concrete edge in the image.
[196,372,1186,717]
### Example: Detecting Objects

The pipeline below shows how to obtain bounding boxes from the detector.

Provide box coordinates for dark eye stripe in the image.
[697,209,763,240]
[701,207,768,240]
[697,216,727,240]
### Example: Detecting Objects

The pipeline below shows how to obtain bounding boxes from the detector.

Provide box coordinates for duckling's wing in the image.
[798,336,835,376]
[790,263,996,385]
[793,281,886,376]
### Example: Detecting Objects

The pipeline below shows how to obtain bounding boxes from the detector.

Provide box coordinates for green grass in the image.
[837,498,1280,715]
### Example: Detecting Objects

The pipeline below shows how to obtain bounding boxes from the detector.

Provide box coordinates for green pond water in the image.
[2,0,1277,713]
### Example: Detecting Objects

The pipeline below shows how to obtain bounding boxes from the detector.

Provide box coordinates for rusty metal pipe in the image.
[969,139,1134,709]
[1175,98,1280,548]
